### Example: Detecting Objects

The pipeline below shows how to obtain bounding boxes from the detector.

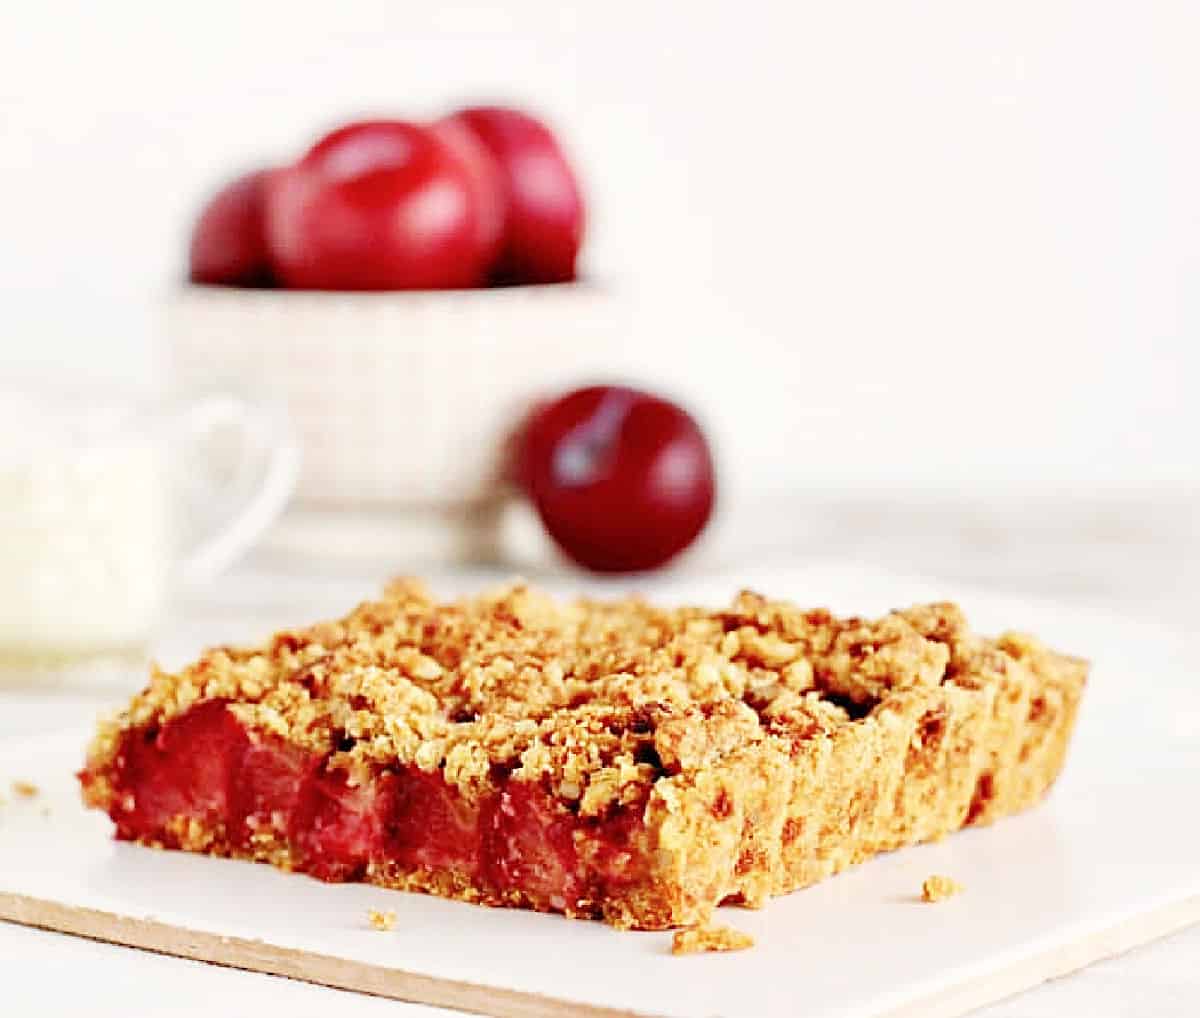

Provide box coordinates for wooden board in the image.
[2,588,1198,1018]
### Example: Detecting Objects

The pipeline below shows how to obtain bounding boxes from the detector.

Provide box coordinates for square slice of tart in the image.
[79,580,1086,930]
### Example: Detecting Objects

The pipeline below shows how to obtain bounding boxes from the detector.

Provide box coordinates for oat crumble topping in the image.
[85,580,1077,811]
[671,922,755,954]
[921,874,964,902]
[367,908,397,931]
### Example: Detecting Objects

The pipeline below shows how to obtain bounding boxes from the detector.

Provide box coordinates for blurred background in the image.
[1,1,1197,627]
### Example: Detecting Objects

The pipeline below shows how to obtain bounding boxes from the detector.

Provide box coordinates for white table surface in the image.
[2,544,1197,1017]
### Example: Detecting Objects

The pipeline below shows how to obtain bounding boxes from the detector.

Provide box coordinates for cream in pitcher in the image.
[0,384,297,682]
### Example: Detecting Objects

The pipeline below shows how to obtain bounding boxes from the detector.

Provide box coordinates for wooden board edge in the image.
[877,892,1200,1018]
[0,892,646,1018]
[5,888,1199,1018]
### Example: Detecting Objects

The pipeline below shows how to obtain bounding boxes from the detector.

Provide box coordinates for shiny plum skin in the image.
[428,117,506,273]
[264,120,491,291]
[188,169,275,287]
[440,106,584,284]
[518,386,715,572]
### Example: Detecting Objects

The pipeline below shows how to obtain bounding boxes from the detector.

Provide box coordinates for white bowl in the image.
[166,283,626,509]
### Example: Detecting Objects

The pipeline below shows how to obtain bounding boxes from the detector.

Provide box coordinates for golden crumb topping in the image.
[921,874,964,902]
[85,580,1085,815]
[671,922,755,954]
[367,909,397,931]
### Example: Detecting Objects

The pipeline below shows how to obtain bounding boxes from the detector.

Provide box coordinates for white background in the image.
[2,1,1198,497]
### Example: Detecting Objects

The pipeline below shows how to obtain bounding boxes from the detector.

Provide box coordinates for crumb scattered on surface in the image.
[12,781,38,799]
[921,874,963,902]
[367,908,397,931]
[671,922,755,955]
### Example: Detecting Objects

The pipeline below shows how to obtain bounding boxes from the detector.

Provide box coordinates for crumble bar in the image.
[79,580,1086,930]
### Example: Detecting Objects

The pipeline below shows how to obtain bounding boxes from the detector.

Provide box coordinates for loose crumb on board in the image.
[671,923,755,955]
[921,874,964,903]
[11,781,39,799]
[367,909,397,931]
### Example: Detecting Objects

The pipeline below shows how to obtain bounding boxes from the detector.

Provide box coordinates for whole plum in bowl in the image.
[169,105,619,516]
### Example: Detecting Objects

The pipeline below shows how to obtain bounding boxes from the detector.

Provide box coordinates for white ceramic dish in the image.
[166,282,627,507]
